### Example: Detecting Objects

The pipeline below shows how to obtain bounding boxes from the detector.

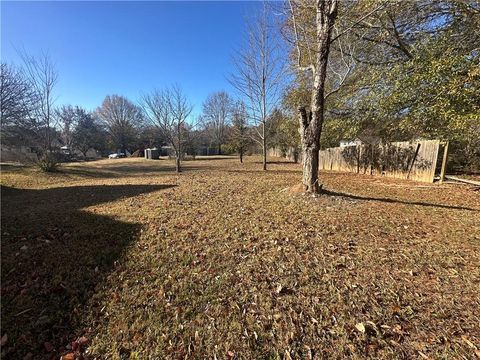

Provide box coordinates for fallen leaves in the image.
[60,353,75,360]
[355,322,366,333]
[1,157,479,359]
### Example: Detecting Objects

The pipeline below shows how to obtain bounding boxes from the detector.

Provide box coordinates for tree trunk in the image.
[175,156,181,172]
[240,150,243,163]
[302,145,319,191]
[262,123,267,171]
[218,143,222,156]
[299,108,321,192]
[299,0,337,193]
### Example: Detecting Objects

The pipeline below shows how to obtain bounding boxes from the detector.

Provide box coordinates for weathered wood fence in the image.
[319,140,441,182]
[269,140,442,183]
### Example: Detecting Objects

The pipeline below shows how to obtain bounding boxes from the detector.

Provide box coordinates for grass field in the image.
[1,157,479,359]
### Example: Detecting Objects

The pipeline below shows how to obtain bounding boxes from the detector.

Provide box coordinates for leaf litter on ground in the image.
[1,156,479,359]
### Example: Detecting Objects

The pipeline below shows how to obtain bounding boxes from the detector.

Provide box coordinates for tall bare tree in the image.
[230,4,285,171]
[13,52,62,171]
[19,52,58,154]
[141,85,193,172]
[201,91,232,155]
[96,95,142,154]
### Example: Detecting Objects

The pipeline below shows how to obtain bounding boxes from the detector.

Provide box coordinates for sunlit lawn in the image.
[1,157,479,359]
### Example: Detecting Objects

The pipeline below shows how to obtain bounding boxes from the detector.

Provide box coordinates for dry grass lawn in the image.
[1,156,479,359]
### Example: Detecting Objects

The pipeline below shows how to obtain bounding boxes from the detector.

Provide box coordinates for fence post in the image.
[439,141,449,184]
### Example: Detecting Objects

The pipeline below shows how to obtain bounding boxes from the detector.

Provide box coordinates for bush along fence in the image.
[319,140,443,183]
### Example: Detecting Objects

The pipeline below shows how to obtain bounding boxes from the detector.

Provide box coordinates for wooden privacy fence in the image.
[319,140,441,183]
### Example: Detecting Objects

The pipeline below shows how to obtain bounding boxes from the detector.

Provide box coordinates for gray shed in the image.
[144,148,160,160]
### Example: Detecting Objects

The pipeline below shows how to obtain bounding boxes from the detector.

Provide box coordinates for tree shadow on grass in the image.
[322,189,478,212]
[0,184,174,359]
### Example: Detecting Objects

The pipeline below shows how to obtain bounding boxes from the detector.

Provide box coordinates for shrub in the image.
[37,152,61,172]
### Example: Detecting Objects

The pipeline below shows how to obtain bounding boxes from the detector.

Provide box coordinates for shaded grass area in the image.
[1,176,174,359]
[1,157,479,359]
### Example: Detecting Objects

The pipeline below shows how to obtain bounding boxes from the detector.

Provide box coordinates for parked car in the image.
[108,153,126,159]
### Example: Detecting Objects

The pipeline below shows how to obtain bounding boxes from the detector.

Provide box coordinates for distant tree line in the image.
[0,53,293,172]
[2,0,478,179]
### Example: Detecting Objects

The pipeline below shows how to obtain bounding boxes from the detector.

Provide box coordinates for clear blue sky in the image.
[1,1,264,116]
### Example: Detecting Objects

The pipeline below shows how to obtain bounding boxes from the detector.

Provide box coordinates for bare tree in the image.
[230,4,285,171]
[19,52,58,152]
[141,85,193,172]
[96,95,142,154]
[201,91,232,155]
[0,63,37,134]
[15,51,61,171]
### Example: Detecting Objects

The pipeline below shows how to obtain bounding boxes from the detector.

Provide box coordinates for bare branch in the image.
[229,3,286,170]
[140,85,192,172]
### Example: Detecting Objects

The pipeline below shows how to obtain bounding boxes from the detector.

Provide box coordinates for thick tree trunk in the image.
[302,147,319,191]
[299,108,322,193]
[218,143,222,156]
[239,150,243,163]
[298,0,337,193]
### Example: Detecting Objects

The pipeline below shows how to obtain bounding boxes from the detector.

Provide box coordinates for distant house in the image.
[339,139,363,148]
[144,148,160,160]
[339,135,382,148]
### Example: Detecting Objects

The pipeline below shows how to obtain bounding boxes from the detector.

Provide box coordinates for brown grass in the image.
[1,157,479,359]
